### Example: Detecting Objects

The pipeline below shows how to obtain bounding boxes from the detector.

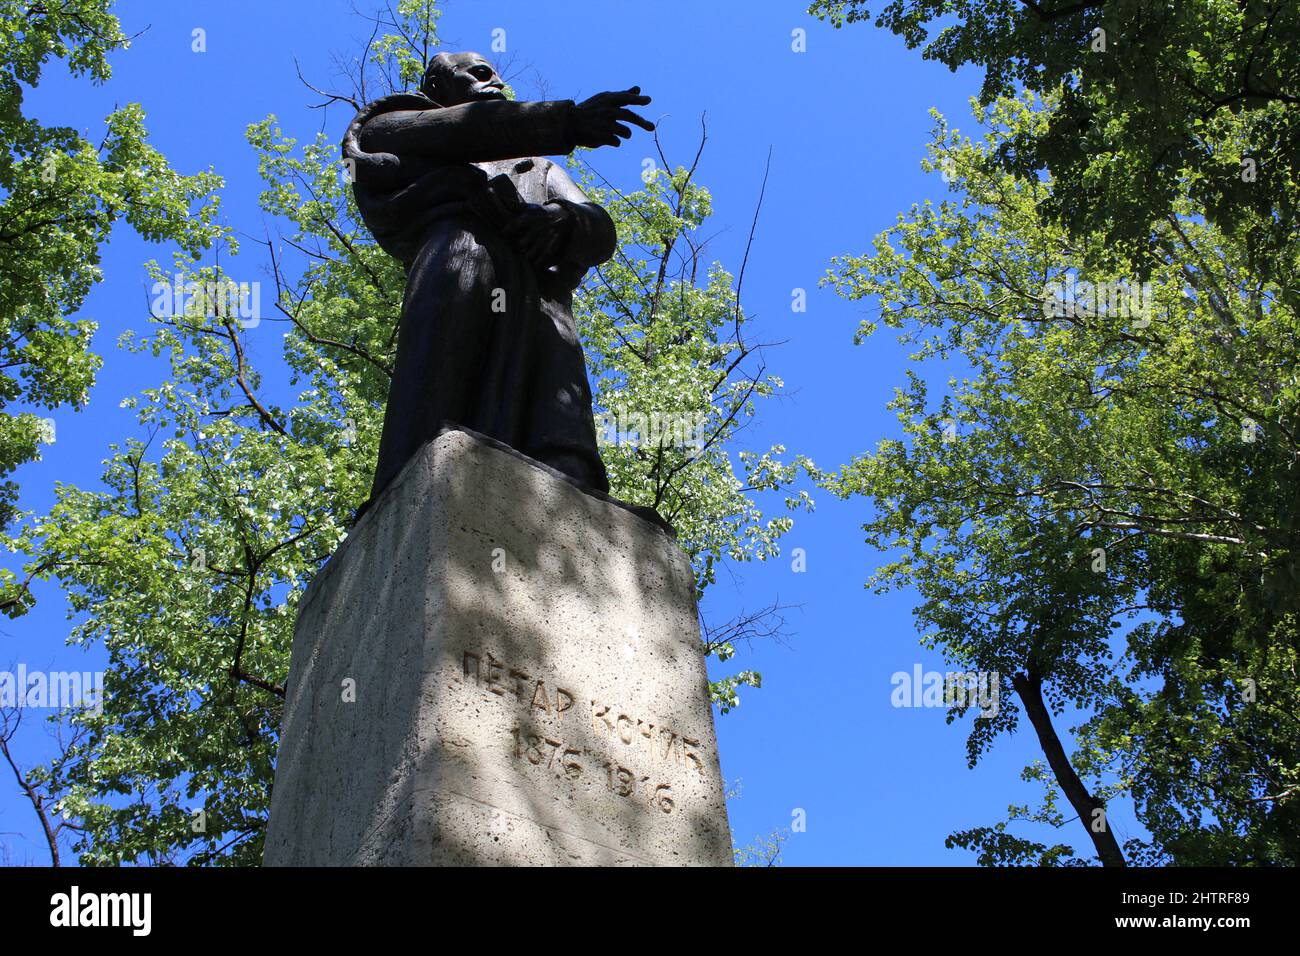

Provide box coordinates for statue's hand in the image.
[570,87,654,149]
[503,202,572,269]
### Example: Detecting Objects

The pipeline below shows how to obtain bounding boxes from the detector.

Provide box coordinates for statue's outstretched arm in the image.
[359,89,654,166]
[360,99,578,164]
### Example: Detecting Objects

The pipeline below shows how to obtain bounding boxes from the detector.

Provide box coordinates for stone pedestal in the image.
[263,428,733,866]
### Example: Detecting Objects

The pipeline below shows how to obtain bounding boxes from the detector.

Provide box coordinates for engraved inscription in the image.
[589,699,704,776]
[511,728,584,780]
[457,648,705,815]
[510,727,674,813]
[461,650,575,715]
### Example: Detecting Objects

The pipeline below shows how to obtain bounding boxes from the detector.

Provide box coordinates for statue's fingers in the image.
[535,234,560,262]
[518,225,541,248]
[610,121,633,140]
[505,221,534,240]
[525,229,555,259]
[531,242,558,267]
[616,108,656,132]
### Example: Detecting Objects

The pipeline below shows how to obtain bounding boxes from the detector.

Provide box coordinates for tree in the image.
[809,0,1299,293]
[0,701,88,865]
[0,0,220,603]
[10,0,810,865]
[821,92,1299,865]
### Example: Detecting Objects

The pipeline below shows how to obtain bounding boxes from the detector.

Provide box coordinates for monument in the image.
[262,53,733,866]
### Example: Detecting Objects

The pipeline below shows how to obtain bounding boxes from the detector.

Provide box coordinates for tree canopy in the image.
[0,0,220,608]
[822,92,1298,865]
[810,0,1299,290]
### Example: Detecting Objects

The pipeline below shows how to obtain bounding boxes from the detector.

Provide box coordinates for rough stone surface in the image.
[263,428,733,866]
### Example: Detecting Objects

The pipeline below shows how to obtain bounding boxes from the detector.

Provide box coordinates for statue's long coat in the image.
[343,94,614,499]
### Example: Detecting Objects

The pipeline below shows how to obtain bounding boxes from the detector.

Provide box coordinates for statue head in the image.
[421,52,506,106]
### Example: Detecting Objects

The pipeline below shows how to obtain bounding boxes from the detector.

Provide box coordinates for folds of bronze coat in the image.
[343,94,615,502]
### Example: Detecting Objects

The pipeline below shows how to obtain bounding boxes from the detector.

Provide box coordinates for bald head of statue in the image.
[421,52,507,106]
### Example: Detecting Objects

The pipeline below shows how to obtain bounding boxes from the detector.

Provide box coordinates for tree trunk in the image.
[1013,670,1126,867]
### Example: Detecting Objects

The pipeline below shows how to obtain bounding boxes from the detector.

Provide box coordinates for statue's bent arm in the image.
[545,162,617,269]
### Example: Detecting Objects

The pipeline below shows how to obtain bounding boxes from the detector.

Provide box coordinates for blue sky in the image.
[0,0,1135,865]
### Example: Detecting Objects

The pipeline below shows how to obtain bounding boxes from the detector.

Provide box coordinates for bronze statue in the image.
[343,51,653,502]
